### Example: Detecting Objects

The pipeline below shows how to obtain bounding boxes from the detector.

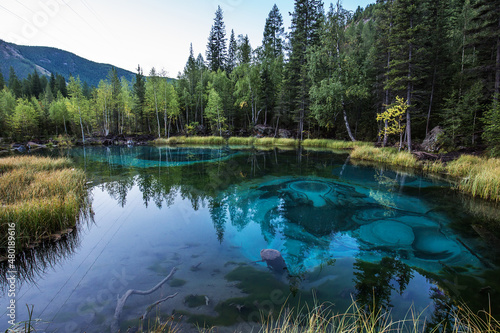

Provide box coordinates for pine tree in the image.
[263,4,285,58]
[0,71,4,91]
[468,0,500,101]
[288,0,324,140]
[226,30,237,73]
[31,70,42,98]
[8,67,22,98]
[385,0,426,152]
[237,34,252,64]
[206,6,227,72]
[133,65,146,132]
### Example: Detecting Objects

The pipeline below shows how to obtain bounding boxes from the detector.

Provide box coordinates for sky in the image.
[1,0,374,78]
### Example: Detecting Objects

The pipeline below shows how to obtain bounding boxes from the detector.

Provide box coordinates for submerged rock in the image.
[260,249,287,272]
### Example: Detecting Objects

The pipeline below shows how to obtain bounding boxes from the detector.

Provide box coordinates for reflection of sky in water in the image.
[1,148,498,332]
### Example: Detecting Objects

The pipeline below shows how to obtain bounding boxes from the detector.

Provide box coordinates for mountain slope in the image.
[0,39,136,87]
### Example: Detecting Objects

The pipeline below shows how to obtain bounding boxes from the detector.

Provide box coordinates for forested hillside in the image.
[0,0,498,155]
[0,39,136,87]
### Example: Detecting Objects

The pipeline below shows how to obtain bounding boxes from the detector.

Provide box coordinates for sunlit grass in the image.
[350,146,419,168]
[349,147,500,201]
[0,156,89,251]
[254,138,299,147]
[154,136,226,145]
[227,137,256,145]
[448,156,500,202]
[302,139,372,149]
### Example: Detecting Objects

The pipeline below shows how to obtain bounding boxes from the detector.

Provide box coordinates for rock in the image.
[422,126,444,152]
[278,128,292,139]
[260,249,287,272]
[253,124,274,138]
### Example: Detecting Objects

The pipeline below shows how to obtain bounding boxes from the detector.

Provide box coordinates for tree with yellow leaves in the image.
[377,96,408,151]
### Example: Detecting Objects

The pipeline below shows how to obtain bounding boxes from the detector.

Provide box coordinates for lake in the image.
[1,146,499,332]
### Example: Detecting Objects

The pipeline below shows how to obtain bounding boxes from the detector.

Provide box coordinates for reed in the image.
[0,156,89,251]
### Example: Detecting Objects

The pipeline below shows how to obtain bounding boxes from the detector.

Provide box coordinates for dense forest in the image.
[0,0,499,155]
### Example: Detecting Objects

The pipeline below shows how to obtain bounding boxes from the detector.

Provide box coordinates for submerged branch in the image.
[111,267,177,332]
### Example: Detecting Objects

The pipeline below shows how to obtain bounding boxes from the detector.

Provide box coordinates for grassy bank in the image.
[0,156,89,252]
[350,146,500,201]
[302,139,372,149]
[138,300,499,333]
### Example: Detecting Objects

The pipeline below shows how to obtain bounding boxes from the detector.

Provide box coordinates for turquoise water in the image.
[1,146,499,332]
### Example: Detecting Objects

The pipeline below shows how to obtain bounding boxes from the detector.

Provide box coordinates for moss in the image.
[184,294,207,308]
[168,278,186,287]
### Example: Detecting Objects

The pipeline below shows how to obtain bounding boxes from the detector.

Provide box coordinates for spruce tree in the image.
[0,71,4,91]
[206,6,227,72]
[8,67,22,98]
[287,0,324,140]
[133,65,146,132]
[227,30,237,73]
[263,4,285,58]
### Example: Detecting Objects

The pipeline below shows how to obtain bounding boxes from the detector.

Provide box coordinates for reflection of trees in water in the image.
[0,225,85,289]
[353,257,413,312]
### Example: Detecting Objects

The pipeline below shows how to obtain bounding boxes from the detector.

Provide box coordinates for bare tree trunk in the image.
[342,101,356,142]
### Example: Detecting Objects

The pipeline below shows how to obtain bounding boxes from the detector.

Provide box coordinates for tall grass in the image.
[228,137,256,145]
[154,136,226,145]
[349,147,500,201]
[259,300,499,333]
[0,156,89,251]
[350,146,419,168]
[447,156,500,201]
[302,139,373,149]
[254,138,299,147]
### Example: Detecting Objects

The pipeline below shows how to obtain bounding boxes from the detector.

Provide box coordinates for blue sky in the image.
[1,0,374,77]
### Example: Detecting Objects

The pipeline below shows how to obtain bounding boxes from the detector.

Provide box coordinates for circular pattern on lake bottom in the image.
[412,228,461,260]
[359,220,415,246]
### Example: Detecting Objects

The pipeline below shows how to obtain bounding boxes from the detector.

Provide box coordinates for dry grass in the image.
[259,300,499,333]
[0,156,89,251]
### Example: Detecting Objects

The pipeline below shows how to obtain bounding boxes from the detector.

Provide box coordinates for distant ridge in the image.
[0,39,136,87]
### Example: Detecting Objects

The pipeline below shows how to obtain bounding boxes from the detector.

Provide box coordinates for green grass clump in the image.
[227,137,255,145]
[254,138,299,147]
[350,146,419,168]
[302,139,372,149]
[0,156,89,251]
[447,155,500,201]
[154,136,226,145]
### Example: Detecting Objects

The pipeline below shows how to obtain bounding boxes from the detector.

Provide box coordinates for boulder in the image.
[278,129,292,139]
[260,249,287,272]
[422,126,444,152]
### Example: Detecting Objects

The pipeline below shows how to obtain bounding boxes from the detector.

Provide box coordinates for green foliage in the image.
[10,98,39,140]
[482,99,500,156]
[205,87,226,136]
[442,83,483,145]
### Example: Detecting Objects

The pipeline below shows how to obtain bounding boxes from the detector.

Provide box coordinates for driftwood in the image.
[413,151,440,161]
[141,292,178,322]
[111,267,177,332]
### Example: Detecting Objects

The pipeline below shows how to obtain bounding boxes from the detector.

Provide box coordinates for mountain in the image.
[0,39,136,87]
